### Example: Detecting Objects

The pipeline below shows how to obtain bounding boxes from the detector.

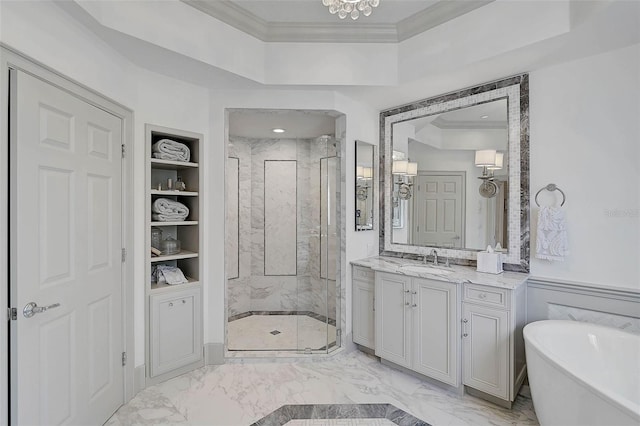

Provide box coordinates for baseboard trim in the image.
[205,342,225,365]
[134,364,146,394]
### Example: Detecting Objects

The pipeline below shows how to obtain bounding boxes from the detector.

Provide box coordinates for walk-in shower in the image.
[225,110,342,353]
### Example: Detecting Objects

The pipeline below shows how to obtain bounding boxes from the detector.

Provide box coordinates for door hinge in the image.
[122,351,127,366]
[121,144,125,158]
[121,248,126,263]
[7,308,17,321]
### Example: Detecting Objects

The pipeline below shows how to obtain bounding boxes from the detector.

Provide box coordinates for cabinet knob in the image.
[169,302,173,307]
[405,302,410,306]
[182,299,186,304]
[412,304,417,308]
[479,293,487,299]
[462,318,468,323]
[411,291,417,295]
[463,333,468,337]
[405,290,410,293]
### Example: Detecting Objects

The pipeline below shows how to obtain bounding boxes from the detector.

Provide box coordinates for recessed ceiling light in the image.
[480,115,489,119]
[272,128,285,133]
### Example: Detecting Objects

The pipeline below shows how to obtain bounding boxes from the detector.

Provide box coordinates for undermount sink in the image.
[399,265,453,275]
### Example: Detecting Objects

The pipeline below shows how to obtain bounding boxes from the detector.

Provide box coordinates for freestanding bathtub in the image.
[524,320,640,426]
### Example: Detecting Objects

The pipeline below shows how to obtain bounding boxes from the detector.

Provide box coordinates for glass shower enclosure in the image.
[226,132,341,354]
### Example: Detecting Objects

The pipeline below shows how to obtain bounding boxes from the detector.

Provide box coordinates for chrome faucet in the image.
[431,249,438,266]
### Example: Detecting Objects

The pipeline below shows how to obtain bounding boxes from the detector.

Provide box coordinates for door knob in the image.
[23,302,61,318]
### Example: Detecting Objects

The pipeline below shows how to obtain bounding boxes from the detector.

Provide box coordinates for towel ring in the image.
[535,183,566,207]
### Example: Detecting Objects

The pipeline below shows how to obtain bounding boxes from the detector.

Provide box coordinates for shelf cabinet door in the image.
[150,287,202,377]
[412,278,458,386]
[462,303,509,399]
[375,272,412,368]
[353,278,375,350]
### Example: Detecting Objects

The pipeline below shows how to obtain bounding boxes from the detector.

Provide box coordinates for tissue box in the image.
[477,251,503,274]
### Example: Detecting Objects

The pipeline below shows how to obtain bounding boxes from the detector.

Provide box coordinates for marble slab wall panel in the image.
[249,275,299,312]
[264,160,298,275]
[227,135,342,330]
[226,157,239,279]
[250,139,305,313]
[227,140,252,316]
[548,303,640,334]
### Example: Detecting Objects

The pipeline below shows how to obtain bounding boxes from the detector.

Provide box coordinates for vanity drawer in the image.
[353,265,374,281]
[463,283,510,309]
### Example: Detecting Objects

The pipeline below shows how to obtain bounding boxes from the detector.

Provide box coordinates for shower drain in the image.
[270,330,281,335]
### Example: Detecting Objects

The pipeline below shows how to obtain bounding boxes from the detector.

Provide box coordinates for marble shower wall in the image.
[227,136,340,322]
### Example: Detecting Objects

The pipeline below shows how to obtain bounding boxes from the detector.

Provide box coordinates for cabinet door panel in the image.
[151,287,202,377]
[375,273,411,367]
[353,279,375,349]
[462,303,508,399]
[412,278,458,385]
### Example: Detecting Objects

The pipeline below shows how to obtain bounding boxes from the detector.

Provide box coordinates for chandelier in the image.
[322,0,380,20]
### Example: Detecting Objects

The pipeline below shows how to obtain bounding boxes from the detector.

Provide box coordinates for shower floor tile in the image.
[228,314,337,351]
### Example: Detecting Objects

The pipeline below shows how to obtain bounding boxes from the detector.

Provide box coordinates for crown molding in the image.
[397,0,494,42]
[182,0,494,44]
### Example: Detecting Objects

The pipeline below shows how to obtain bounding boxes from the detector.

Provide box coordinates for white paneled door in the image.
[10,70,124,425]
[413,173,464,248]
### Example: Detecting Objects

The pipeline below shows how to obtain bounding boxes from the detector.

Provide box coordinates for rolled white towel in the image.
[152,139,190,162]
[152,213,188,222]
[152,198,189,219]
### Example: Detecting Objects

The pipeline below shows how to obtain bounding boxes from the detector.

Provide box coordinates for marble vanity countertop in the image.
[351,256,528,290]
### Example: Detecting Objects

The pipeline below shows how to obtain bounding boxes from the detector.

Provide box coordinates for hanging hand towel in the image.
[536,206,569,261]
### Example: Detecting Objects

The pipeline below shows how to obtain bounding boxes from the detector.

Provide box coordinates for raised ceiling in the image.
[183,0,494,43]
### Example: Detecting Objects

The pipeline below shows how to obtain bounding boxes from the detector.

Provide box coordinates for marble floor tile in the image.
[286,420,395,425]
[107,350,538,426]
[228,314,336,351]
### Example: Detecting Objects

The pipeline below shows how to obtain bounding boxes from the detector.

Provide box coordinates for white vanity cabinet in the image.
[352,266,375,350]
[150,287,202,377]
[462,282,527,406]
[375,272,459,386]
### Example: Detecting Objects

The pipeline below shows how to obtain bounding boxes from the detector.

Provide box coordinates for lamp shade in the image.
[363,167,373,179]
[357,166,364,178]
[406,162,418,176]
[475,149,497,167]
[392,160,408,175]
[488,152,504,170]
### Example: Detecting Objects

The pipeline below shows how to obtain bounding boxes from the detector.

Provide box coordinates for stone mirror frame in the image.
[379,75,530,272]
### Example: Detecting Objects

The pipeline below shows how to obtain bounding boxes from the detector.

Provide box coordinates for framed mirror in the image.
[355,140,375,231]
[380,75,529,272]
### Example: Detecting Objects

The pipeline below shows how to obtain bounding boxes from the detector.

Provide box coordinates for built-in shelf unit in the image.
[145,124,204,384]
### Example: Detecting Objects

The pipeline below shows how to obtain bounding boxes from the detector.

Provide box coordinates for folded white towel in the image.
[152,139,190,162]
[153,265,188,285]
[152,213,188,222]
[152,198,189,215]
[536,206,569,261]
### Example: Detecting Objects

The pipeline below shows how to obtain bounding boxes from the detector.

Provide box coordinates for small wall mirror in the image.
[355,140,375,231]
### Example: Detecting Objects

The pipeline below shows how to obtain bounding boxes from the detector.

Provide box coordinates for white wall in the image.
[529,43,640,290]
[1,1,212,366]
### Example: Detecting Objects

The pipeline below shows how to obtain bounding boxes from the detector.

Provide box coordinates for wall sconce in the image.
[392,159,408,175]
[363,167,373,180]
[475,150,503,198]
[406,162,418,177]
[487,152,503,177]
[475,149,496,179]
